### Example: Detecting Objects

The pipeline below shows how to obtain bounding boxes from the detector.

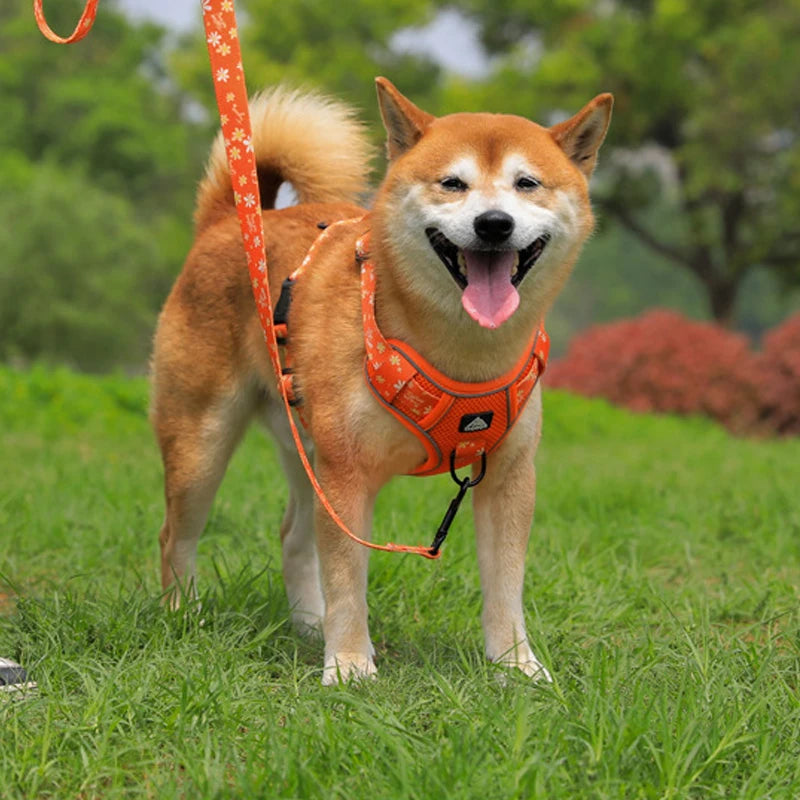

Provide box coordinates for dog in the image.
[151,78,612,684]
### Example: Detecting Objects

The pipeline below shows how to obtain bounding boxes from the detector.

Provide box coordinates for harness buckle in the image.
[273,276,295,330]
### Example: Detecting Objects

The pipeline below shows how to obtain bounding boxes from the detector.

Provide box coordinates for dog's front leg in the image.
[313,456,377,685]
[472,444,552,682]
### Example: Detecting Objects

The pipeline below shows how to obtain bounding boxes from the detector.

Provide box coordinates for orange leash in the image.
[33,0,98,44]
[34,0,441,560]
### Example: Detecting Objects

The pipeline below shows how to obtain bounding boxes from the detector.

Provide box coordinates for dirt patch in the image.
[0,590,16,614]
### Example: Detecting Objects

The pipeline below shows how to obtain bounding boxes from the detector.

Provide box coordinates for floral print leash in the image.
[33,0,442,559]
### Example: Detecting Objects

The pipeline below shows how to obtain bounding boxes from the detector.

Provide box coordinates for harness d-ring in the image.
[450,449,487,487]
[428,451,487,556]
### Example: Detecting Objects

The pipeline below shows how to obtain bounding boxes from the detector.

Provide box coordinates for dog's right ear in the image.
[375,77,435,160]
[550,93,614,178]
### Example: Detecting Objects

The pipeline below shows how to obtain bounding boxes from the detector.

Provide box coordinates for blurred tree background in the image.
[1,0,798,371]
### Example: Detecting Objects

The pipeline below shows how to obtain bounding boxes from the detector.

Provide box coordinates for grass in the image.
[1,363,799,798]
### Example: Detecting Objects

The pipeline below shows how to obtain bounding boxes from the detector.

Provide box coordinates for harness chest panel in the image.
[276,225,550,478]
[359,237,549,477]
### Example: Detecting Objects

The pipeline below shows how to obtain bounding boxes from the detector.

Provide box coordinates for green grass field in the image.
[1,365,799,799]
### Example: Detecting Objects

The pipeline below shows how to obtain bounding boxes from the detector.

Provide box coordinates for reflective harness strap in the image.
[273,218,366,415]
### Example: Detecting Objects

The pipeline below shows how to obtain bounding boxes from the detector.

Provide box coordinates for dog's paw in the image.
[162,580,200,613]
[489,643,553,683]
[492,656,552,685]
[514,656,552,683]
[321,652,377,686]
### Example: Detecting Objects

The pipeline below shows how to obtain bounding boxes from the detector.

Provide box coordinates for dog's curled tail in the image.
[195,86,375,233]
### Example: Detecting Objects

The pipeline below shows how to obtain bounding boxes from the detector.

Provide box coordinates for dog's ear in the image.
[375,77,435,160]
[550,94,613,178]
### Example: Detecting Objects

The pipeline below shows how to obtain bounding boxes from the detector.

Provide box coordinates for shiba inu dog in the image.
[151,78,612,684]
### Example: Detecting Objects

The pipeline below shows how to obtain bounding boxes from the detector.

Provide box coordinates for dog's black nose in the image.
[474,210,515,244]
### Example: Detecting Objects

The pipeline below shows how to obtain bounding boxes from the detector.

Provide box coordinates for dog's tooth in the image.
[457,251,467,277]
[512,252,519,277]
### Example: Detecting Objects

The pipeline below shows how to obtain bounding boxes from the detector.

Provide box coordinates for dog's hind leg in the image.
[262,402,325,636]
[153,385,254,608]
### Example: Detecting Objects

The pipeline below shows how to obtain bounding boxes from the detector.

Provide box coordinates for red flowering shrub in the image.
[756,313,800,435]
[545,310,762,433]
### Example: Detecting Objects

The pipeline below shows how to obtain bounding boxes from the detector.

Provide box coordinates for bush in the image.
[0,163,170,371]
[545,310,763,434]
[756,313,800,435]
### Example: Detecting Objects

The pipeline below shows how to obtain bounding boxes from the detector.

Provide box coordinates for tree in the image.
[0,0,203,211]
[0,163,165,371]
[457,0,800,325]
[0,0,207,369]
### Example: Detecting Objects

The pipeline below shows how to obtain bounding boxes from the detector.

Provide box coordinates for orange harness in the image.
[357,234,549,477]
[276,227,549,478]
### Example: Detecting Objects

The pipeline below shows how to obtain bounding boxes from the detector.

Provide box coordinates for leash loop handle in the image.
[34,0,99,44]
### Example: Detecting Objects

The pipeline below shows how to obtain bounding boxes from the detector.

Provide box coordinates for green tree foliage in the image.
[458,0,800,324]
[0,0,200,209]
[0,0,203,370]
[0,163,164,370]
[3,0,798,373]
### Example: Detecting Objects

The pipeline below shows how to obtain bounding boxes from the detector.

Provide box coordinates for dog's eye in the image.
[440,177,468,192]
[515,176,541,191]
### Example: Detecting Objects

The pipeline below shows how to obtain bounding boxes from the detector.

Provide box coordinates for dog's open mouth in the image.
[425,228,551,329]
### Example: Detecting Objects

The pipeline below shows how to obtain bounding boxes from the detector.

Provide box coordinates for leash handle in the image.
[34,0,99,44]
[34,0,440,560]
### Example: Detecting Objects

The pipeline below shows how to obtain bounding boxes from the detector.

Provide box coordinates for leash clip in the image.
[428,451,487,556]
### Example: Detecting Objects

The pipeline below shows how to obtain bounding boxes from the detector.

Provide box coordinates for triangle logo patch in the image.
[459,412,494,433]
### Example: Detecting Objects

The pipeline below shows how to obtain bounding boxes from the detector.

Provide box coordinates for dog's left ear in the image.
[375,77,435,160]
[550,94,614,178]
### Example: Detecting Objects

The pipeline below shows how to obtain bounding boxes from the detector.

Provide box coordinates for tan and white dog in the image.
[151,79,612,684]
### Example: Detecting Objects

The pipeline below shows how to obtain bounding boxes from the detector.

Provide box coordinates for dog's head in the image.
[372,78,612,331]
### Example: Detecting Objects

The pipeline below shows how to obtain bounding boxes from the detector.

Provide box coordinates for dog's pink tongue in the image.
[461,250,519,329]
